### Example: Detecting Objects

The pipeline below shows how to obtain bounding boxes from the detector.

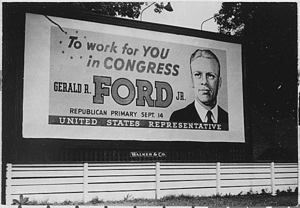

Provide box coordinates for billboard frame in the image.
[3,3,252,164]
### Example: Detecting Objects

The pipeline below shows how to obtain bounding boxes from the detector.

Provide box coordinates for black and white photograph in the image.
[1,1,298,207]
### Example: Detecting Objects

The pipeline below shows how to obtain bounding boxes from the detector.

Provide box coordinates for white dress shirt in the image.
[194,101,218,123]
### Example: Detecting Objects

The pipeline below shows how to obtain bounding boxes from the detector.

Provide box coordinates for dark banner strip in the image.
[49,115,228,131]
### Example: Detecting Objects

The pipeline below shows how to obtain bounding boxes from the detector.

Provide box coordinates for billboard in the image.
[23,13,244,142]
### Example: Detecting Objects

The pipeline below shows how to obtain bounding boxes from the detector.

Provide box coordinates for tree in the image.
[215,3,297,37]
[71,2,144,19]
[70,2,170,18]
[14,2,174,21]
[215,3,297,115]
[215,3,298,160]
[214,2,255,36]
[14,2,144,19]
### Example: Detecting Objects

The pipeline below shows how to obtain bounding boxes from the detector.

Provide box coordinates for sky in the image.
[1,1,221,32]
[133,1,222,32]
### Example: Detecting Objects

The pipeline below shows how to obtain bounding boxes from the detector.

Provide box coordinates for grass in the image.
[88,193,298,207]
[26,189,298,207]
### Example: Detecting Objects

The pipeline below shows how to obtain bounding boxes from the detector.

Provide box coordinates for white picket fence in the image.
[6,162,298,204]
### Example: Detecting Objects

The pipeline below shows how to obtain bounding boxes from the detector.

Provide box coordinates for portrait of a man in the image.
[169,49,228,125]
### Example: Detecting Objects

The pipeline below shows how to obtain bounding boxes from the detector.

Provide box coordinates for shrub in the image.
[61,199,73,205]
[89,196,103,204]
[261,188,271,196]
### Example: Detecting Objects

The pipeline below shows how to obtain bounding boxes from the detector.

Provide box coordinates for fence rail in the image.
[6,162,298,204]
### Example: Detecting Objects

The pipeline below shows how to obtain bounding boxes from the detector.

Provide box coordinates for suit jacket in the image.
[169,102,228,125]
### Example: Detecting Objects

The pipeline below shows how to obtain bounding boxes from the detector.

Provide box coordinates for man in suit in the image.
[170,49,228,127]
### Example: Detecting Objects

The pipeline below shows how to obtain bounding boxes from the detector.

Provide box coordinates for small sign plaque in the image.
[130,151,167,158]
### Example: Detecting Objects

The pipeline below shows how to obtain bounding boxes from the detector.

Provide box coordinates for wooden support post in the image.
[83,163,89,203]
[0,88,2,205]
[6,164,12,205]
[216,162,221,195]
[155,162,161,200]
[298,151,300,206]
[271,162,276,196]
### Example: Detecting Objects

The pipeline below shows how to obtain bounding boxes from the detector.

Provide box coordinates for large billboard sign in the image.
[23,13,245,142]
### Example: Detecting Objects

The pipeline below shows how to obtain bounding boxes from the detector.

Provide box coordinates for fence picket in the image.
[155,162,161,200]
[271,162,276,195]
[6,164,12,205]
[83,163,88,203]
[216,162,221,195]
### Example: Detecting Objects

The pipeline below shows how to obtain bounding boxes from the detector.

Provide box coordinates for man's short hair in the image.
[190,49,221,76]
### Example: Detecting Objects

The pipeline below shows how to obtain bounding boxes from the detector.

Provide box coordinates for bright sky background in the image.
[2,1,221,32]
[136,1,222,32]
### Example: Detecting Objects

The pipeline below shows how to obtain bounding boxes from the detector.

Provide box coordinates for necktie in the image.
[206,111,213,124]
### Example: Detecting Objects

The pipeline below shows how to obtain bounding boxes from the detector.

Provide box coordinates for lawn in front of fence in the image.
[23,190,298,207]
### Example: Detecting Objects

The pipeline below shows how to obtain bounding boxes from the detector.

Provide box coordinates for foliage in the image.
[24,2,173,20]
[152,2,170,13]
[12,195,29,207]
[260,188,271,196]
[123,194,134,201]
[276,187,295,196]
[20,2,144,19]
[25,188,297,206]
[215,2,254,36]
[215,3,297,158]
[71,2,144,19]
[89,196,103,204]
[27,199,49,205]
[61,199,73,205]
[215,3,296,37]
[65,2,171,19]
[246,189,258,195]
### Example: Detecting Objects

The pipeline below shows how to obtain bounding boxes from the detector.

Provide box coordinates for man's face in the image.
[191,57,221,109]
